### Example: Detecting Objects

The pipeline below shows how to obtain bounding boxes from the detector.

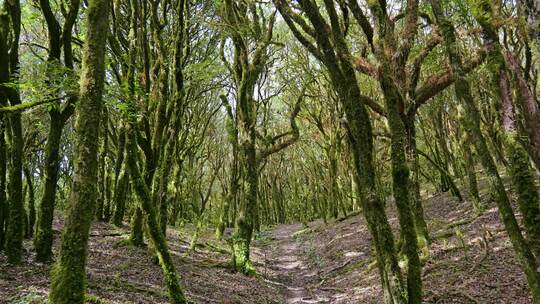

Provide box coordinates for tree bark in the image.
[34,0,79,262]
[24,165,35,238]
[121,0,187,300]
[0,115,6,251]
[1,0,24,265]
[48,0,109,300]
[405,121,430,243]
[34,114,63,261]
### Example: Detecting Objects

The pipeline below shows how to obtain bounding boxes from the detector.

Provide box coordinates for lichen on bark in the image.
[48,0,109,301]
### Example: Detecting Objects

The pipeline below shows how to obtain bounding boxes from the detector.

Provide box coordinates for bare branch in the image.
[0,96,66,113]
[412,49,486,112]
[259,91,303,160]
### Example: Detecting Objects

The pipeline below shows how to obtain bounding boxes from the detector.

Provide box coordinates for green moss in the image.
[84,295,112,304]
[34,115,63,262]
[377,59,422,303]
[469,0,494,29]
[433,0,540,301]
[125,122,187,303]
[232,216,256,275]
[48,0,109,300]
[5,105,25,265]
[49,228,92,303]
[506,134,540,257]
[129,208,144,247]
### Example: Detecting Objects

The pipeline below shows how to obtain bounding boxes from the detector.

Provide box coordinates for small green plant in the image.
[85,294,112,304]
[10,292,47,304]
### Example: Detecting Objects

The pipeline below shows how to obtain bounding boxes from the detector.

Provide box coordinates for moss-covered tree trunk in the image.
[156,139,176,235]
[431,0,540,301]
[129,208,144,246]
[216,96,238,239]
[125,128,187,303]
[405,120,430,243]
[506,132,540,258]
[232,115,258,273]
[5,98,24,265]
[1,0,24,265]
[478,17,540,258]
[96,108,109,221]
[0,115,6,251]
[34,115,63,261]
[121,0,187,300]
[112,165,128,227]
[112,126,127,226]
[34,0,79,262]
[505,52,540,171]
[461,132,481,212]
[367,1,423,299]
[328,144,340,219]
[340,83,408,304]
[48,0,109,300]
[0,8,8,252]
[24,165,35,238]
[220,0,296,274]
[378,72,422,303]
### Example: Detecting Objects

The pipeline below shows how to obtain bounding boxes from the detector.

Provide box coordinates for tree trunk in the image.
[432,1,540,300]
[405,118,430,244]
[340,82,407,304]
[126,125,187,303]
[24,166,35,238]
[129,207,144,246]
[0,115,6,251]
[5,107,24,264]
[48,0,109,300]
[461,133,482,212]
[379,67,422,303]
[156,139,176,235]
[112,127,127,227]
[232,120,258,274]
[2,0,24,264]
[34,113,63,262]
[505,52,540,171]
[112,166,128,227]
[491,44,540,259]
[121,0,187,300]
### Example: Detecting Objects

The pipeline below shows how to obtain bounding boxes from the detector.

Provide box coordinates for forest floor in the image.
[0,182,535,303]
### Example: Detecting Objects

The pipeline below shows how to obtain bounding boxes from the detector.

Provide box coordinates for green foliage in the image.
[10,292,48,304]
[84,295,112,304]
[19,60,79,103]
[468,0,493,27]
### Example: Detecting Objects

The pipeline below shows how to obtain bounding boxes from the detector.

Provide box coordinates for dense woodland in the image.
[0,0,539,303]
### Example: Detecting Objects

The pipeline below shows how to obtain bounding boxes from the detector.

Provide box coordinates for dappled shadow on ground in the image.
[0,218,281,304]
[253,187,533,304]
[0,184,535,303]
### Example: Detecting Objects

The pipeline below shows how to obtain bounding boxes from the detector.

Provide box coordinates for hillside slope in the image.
[253,190,532,303]
[0,188,534,303]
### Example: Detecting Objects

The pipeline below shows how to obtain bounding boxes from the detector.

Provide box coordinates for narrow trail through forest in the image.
[1,187,535,303]
[256,223,330,304]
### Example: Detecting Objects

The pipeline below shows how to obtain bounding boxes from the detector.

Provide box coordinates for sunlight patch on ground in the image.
[355,285,377,295]
[344,251,364,258]
[279,260,303,270]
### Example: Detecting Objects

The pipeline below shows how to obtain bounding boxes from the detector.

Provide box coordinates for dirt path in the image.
[254,223,332,304]
[1,186,534,303]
